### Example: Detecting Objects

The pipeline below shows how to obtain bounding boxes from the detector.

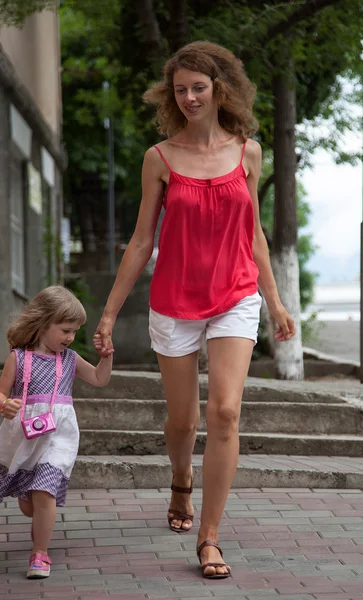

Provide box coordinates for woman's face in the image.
[173,69,216,122]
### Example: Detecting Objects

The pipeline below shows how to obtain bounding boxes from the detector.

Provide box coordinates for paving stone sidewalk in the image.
[2,486,363,599]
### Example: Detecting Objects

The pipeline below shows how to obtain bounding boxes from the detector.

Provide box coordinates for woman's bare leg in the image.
[157,351,200,531]
[197,337,254,575]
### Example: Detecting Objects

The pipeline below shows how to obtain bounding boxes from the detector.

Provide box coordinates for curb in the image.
[71,455,363,490]
[303,345,359,368]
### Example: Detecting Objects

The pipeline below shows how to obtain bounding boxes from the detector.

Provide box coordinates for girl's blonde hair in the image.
[143,40,258,141]
[7,285,87,350]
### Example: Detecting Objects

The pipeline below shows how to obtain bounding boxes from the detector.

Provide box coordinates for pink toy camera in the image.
[21,412,56,440]
[20,350,62,440]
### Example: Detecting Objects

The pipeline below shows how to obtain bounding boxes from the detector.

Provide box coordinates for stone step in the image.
[78,429,363,457]
[73,371,359,403]
[73,399,363,435]
[70,454,363,489]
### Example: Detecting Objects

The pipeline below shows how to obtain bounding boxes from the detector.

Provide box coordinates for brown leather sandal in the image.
[167,476,194,533]
[197,540,232,579]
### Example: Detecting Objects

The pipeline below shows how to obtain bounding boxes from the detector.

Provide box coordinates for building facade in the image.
[0,9,66,364]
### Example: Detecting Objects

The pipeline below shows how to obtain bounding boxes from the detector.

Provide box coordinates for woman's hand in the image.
[270,304,295,342]
[93,316,115,357]
[2,398,22,420]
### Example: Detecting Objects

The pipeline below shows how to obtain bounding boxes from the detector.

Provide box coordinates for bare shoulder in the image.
[144,145,162,166]
[245,138,262,160]
[244,139,262,178]
[0,351,16,395]
[3,351,16,371]
[143,145,165,177]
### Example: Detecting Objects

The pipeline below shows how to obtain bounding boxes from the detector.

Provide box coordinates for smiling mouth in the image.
[185,106,201,113]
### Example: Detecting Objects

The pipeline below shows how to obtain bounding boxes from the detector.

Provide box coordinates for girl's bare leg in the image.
[31,491,56,555]
[18,496,34,518]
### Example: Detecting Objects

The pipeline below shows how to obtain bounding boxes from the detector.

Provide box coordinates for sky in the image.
[300,126,362,284]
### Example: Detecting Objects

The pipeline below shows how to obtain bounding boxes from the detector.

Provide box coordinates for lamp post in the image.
[361,192,363,384]
[103,81,115,273]
[360,217,363,383]
[361,120,363,383]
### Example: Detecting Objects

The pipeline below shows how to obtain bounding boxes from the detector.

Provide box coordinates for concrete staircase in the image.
[70,371,363,489]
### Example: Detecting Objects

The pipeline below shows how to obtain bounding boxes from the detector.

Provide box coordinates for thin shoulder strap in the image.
[20,350,62,422]
[20,349,32,422]
[49,353,62,412]
[153,145,172,171]
[241,140,247,162]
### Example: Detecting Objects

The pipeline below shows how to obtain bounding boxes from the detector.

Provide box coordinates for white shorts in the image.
[149,292,262,357]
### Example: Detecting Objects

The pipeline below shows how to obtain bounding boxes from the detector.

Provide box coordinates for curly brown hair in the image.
[7,286,87,350]
[143,40,258,141]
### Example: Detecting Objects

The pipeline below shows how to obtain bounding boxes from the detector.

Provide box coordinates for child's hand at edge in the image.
[1,398,22,420]
[93,333,114,357]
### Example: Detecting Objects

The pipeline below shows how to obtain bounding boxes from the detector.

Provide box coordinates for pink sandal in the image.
[27,552,52,579]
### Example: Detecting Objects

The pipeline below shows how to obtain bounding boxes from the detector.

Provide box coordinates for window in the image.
[10,160,25,294]
[43,182,53,285]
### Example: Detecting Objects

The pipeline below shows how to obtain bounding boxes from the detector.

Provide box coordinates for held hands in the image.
[93,316,115,357]
[1,398,22,420]
[270,303,295,342]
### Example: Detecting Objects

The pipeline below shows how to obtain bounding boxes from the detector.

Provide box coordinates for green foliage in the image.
[0,0,57,26]
[58,0,363,249]
[59,0,161,243]
[260,155,317,310]
[65,277,96,359]
[301,312,324,345]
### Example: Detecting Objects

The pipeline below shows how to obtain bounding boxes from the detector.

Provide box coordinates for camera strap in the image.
[20,349,63,422]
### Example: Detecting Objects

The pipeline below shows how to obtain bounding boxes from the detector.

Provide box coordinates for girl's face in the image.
[39,321,80,354]
[173,69,216,122]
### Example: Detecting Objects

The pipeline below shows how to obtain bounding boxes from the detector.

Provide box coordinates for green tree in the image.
[260,157,317,311]
[0,0,57,26]
[59,1,362,243]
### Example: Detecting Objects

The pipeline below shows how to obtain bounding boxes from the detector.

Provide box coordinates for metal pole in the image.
[361,121,363,384]
[103,81,115,273]
[361,221,363,381]
[107,116,115,274]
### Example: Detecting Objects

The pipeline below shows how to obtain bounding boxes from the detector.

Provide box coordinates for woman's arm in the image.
[94,147,165,354]
[245,140,295,342]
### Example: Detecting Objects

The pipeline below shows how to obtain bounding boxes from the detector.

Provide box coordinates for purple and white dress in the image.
[0,348,79,506]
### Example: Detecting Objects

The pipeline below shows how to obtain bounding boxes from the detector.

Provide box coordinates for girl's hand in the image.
[270,304,295,342]
[2,398,22,420]
[93,316,115,357]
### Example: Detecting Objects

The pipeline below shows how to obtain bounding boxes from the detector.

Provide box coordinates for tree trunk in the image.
[258,172,274,208]
[271,51,304,380]
[134,0,164,75]
[168,0,189,52]
[260,298,275,358]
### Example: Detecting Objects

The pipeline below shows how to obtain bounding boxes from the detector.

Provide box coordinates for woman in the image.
[93,41,295,579]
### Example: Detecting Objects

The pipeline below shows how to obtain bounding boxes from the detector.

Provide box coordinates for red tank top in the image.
[149,142,259,319]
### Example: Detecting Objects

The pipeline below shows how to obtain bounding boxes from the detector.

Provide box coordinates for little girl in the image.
[0,285,113,580]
